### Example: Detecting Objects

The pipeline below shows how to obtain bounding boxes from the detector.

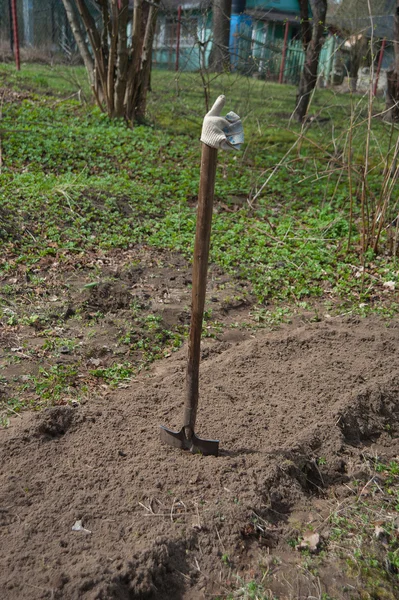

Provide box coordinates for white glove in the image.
[200,95,244,151]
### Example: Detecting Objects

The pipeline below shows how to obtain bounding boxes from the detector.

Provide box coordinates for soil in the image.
[0,246,255,407]
[1,312,399,599]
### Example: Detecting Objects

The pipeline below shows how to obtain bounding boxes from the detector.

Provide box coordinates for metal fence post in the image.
[279,20,289,84]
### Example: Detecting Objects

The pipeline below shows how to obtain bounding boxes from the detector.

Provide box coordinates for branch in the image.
[75,0,108,103]
[61,0,94,83]
[107,0,119,115]
[115,0,130,116]
[126,0,144,118]
[135,0,159,119]
[96,0,111,63]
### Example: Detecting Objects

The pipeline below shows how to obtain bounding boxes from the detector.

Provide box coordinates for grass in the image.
[288,458,399,600]
[215,458,399,600]
[218,579,276,599]
[0,63,398,423]
[0,66,397,311]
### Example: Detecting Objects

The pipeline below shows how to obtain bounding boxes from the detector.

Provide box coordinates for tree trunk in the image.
[294,0,327,122]
[75,0,108,103]
[62,0,159,124]
[125,0,144,119]
[298,0,311,51]
[60,0,94,84]
[209,0,232,72]
[385,0,399,122]
[133,1,159,122]
[114,0,129,117]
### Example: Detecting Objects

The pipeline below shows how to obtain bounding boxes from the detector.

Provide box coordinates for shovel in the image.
[160,144,219,456]
[160,97,243,457]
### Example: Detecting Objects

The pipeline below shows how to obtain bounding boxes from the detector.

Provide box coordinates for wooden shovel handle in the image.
[184,144,218,437]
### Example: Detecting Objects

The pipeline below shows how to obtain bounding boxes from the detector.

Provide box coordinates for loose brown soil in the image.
[1,312,399,599]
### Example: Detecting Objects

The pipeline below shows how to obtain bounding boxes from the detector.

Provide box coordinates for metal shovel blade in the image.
[160,425,219,457]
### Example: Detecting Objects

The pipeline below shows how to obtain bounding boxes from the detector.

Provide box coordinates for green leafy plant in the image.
[23,364,79,405]
[90,363,134,387]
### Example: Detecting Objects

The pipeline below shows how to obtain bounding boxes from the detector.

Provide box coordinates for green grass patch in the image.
[0,66,397,311]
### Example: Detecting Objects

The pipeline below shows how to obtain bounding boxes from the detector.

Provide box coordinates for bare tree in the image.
[386,0,399,121]
[293,0,327,122]
[61,0,159,123]
[208,0,232,72]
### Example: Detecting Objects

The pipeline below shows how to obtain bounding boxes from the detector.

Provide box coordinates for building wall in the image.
[151,0,310,77]
[0,0,343,86]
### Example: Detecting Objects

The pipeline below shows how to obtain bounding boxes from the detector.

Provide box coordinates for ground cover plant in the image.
[0,63,399,599]
[0,64,397,415]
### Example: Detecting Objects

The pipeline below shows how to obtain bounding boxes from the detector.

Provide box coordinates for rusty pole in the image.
[175,5,182,72]
[279,20,289,84]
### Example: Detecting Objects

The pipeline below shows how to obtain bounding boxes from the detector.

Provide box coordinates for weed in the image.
[42,338,79,356]
[221,553,230,566]
[90,363,135,387]
[249,306,292,328]
[0,415,10,428]
[23,364,79,406]
[121,313,186,365]
[326,458,399,597]
[221,577,276,599]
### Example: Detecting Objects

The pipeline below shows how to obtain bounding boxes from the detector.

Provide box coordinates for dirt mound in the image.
[1,317,399,599]
[32,406,84,439]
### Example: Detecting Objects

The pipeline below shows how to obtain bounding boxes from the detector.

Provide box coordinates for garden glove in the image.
[200,95,244,151]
